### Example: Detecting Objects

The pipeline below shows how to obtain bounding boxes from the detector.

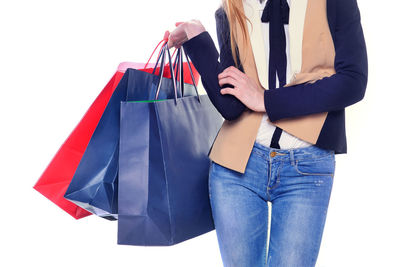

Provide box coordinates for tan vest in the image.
[208,0,336,173]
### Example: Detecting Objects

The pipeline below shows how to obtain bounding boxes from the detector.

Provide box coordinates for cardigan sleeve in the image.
[263,0,368,122]
[182,7,247,121]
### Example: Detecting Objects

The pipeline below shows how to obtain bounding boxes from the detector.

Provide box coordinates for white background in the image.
[1,0,399,266]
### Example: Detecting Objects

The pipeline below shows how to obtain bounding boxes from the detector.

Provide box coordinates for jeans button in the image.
[270,151,277,157]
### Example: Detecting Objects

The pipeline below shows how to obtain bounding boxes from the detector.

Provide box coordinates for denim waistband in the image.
[252,141,334,164]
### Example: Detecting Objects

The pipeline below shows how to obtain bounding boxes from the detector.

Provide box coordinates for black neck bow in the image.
[261,0,290,24]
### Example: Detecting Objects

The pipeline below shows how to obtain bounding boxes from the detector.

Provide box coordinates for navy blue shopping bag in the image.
[117,47,224,246]
[64,44,197,220]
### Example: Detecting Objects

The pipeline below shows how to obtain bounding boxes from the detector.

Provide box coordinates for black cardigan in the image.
[182,0,368,154]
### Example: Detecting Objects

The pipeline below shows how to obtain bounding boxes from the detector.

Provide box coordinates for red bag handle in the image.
[144,37,178,70]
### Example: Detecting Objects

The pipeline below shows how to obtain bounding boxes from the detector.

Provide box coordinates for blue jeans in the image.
[208,142,336,267]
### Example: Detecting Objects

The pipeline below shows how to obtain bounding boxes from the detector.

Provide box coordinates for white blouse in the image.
[253,0,313,149]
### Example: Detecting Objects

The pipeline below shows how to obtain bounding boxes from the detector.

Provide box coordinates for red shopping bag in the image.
[33,71,124,219]
[33,38,201,219]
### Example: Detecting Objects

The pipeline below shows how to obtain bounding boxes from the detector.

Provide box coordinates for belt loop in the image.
[290,150,295,166]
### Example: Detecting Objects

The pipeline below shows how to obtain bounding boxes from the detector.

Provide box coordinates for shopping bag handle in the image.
[144,39,165,70]
[172,47,201,103]
[182,47,200,102]
[154,43,179,103]
[152,42,180,83]
[173,48,184,95]
[154,43,201,104]
[144,38,178,74]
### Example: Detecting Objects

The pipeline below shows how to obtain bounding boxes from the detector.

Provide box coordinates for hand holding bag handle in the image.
[154,44,200,103]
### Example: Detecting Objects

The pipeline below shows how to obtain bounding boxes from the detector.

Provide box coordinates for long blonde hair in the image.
[222,0,252,68]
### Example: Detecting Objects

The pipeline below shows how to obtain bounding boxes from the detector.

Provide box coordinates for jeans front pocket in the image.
[294,153,335,177]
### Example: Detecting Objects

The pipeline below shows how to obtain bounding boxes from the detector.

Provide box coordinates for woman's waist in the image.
[255,113,313,150]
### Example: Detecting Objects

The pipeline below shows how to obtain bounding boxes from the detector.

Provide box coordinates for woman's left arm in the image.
[264,0,368,122]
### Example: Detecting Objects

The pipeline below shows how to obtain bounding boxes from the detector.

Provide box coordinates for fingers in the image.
[218,77,237,88]
[166,33,176,48]
[167,36,183,49]
[218,66,250,98]
[164,30,170,40]
[165,21,188,49]
[165,30,173,48]
[165,30,170,47]
[167,39,173,49]
[218,66,242,92]
[220,87,238,97]
[218,75,240,98]
[218,71,241,84]
[219,66,246,82]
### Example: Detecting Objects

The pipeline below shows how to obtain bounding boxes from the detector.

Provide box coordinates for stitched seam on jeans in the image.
[294,159,334,177]
[270,160,283,190]
[253,149,267,159]
[277,159,284,184]
[296,152,333,163]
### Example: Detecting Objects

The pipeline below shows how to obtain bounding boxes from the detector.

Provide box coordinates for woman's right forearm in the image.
[182,31,247,121]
